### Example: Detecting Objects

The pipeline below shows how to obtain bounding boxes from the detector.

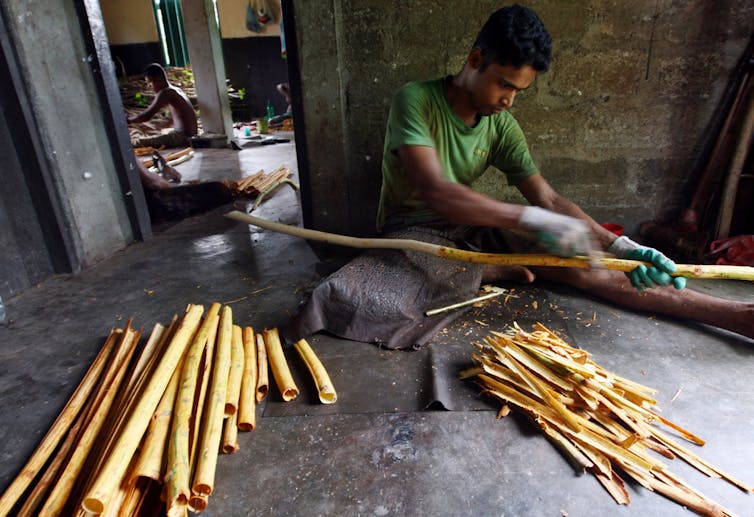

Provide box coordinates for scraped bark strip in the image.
[470,323,752,513]
[238,327,258,431]
[0,328,120,516]
[225,325,245,416]
[255,333,269,402]
[192,306,233,497]
[166,303,221,516]
[294,339,337,404]
[82,304,204,515]
[264,328,298,401]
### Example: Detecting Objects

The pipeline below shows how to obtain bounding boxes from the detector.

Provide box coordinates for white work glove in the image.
[608,236,686,290]
[518,206,596,257]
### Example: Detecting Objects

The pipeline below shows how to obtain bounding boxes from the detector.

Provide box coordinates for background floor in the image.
[1,138,752,516]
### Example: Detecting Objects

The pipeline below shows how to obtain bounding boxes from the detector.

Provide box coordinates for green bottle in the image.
[265,100,275,120]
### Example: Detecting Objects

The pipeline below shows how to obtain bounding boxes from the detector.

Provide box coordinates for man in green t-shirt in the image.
[374,5,753,339]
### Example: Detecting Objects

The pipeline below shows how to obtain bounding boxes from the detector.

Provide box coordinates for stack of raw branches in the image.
[0,303,335,516]
[464,323,751,516]
[231,165,291,197]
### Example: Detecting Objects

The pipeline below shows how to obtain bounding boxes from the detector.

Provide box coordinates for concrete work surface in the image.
[1,139,753,516]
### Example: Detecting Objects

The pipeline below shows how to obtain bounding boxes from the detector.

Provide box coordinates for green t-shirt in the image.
[376,77,539,231]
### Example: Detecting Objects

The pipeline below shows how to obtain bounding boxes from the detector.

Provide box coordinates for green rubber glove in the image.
[609,236,686,291]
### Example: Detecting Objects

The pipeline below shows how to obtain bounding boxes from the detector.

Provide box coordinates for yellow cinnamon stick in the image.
[264,328,298,402]
[40,326,141,516]
[255,333,269,402]
[82,304,204,515]
[0,329,120,515]
[192,306,233,497]
[221,412,240,454]
[294,339,337,404]
[166,303,220,516]
[238,327,258,431]
[225,325,245,416]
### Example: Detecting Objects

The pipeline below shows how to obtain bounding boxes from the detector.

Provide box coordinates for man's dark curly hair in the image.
[473,4,552,72]
[144,63,167,80]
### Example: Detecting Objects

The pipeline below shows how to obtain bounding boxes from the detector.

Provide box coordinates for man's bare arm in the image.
[128,90,169,124]
[398,145,524,227]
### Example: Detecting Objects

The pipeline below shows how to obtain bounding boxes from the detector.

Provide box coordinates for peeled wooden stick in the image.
[294,339,337,404]
[82,304,204,515]
[238,327,258,431]
[166,303,220,516]
[225,325,245,416]
[192,306,233,498]
[255,333,269,403]
[264,328,299,402]
[0,329,120,516]
[225,211,754,281]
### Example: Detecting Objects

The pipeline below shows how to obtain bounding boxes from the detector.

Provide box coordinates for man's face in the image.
[146,76,166,92]
[468,59,538,116]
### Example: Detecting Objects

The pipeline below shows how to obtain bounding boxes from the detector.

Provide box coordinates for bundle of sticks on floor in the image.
[230,165,293,197]
[0,303,335,516]
[464,322,752,516]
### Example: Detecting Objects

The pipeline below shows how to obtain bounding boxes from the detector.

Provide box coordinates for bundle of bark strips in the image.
[463,323,752,517]
[231,166,291,197]
[0,304,335,517]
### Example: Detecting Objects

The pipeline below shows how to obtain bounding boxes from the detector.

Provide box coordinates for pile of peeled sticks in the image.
[463,322,752,516]
[0,303,336,516]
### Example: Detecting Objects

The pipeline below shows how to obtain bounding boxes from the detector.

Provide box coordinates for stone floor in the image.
[0,136,752,516]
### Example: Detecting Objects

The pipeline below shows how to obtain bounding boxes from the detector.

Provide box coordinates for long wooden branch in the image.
[224,211,754,281]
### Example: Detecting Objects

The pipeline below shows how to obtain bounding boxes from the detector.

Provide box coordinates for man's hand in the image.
[519,206,597,257]
[608,236,686,291]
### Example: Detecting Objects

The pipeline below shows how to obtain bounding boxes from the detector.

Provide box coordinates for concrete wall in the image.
[4,0,134,266]
[293,0,753,237]
[218,0,282,38]
[100,0,158,44]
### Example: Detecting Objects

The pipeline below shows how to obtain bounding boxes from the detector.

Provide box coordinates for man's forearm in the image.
[421,178,525,228]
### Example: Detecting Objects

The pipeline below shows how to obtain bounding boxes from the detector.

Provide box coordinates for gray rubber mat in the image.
[263,284,573,415]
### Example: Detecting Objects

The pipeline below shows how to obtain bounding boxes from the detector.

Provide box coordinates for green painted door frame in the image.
[152,0,189,67]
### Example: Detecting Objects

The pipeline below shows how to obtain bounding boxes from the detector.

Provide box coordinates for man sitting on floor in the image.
[286,4,753,347]
[128,63,198,149]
